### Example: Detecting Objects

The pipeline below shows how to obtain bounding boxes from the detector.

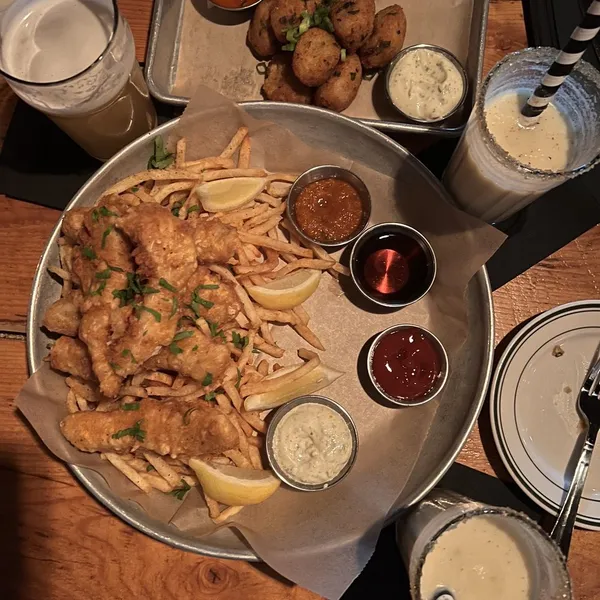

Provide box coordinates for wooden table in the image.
[0,1,598,598]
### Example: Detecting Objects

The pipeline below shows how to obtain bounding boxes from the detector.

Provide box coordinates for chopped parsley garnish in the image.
[196,284,219,290]
[101,225,114,249]
[121,348,137,363]
[187,205,200,213]
[169,480,191,500]
[131,186,140,192]
[112,420,145,442]
[183,407,197,425]
[350,72,357,81]
[206,318,226,341]
[201,372,213,387]
[187,286,214,317]
[89,280,107,296]
[148,136,174,170]
[170,296,179,318]
[235,368,242,390]
[122,402,140,411]
[205,391,216,402]
[173,330,194,342]
[82,246,96,260]
[113,273,160,307]
[171,201,183,217]
[192,345,199,352]
[252,348,260,354]
[146,464,155,472]
[95,269,112,280]
[93,206,118,222]
[134,305,162,323]
[159,278,177,293]
[109,265,124,273]
[169,342,183,355]
[232,331,249,350]
[109,361,121,371]
[194,296,214,309]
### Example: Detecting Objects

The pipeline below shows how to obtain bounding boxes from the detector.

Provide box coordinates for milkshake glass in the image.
[443,47,600,223]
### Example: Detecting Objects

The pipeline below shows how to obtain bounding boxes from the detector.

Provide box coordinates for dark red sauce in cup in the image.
[371,326,442,401]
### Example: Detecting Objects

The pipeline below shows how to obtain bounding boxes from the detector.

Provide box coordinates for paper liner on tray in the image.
[16,85,506,599]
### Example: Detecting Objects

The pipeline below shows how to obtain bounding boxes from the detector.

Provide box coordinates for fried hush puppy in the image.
[359,5,407,70]
[247,0,278,57]
[315,53,362,112]
[271,0,318,43]
[331,0,375,52]
[292,28,341,87]
[262,54,313,103]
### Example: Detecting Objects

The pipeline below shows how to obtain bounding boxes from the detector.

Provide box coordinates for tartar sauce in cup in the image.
[387,45,467,123]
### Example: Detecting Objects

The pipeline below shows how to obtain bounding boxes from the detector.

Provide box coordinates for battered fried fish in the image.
[50,336,95,381]
[193,219,239,265]
[60,398,239,458]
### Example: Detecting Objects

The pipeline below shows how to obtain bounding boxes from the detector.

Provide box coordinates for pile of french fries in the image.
[53,127,349,523]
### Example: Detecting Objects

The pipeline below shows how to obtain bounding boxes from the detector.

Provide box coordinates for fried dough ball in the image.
[292,28,341,87]
[359,5,407,70]
[331,0,375,52]
[270,0,318,43]
[262,54,313,103]
[247,0,278,58]
[315,53,362,112]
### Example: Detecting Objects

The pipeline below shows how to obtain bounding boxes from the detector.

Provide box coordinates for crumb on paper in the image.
[552,345,564,358]
[564,386,572,394]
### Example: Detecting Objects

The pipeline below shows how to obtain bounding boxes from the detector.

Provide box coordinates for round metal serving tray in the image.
[27,102,494,562]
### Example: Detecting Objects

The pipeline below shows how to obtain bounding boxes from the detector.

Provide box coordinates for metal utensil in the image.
[551,348,600,556]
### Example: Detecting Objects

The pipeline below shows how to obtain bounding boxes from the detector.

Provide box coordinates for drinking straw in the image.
[521,0,600,121]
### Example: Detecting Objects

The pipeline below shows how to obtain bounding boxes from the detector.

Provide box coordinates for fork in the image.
[550,349,600,557]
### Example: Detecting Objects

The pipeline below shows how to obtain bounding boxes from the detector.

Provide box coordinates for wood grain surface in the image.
[0,0,599,598]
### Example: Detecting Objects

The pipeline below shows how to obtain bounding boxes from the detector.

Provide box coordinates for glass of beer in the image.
[0,0,157,161]
[396,490,572,600]
[443,48,600,223]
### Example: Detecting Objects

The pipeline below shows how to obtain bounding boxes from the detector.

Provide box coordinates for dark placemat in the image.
[342,463,542,599]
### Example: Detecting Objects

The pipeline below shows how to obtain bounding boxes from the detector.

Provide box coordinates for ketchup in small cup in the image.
[350,223,436,309]
[367,324,448,406]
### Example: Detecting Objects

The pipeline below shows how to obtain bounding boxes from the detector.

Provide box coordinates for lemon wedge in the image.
[244,362,344,412]
[195,177,267,212]
[246,269,321,310]
[189,458,280,505]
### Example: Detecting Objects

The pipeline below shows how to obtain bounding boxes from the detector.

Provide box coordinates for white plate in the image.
[490,300,600,530]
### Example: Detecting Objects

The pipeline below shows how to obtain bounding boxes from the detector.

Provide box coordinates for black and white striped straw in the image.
[521,0,600,120]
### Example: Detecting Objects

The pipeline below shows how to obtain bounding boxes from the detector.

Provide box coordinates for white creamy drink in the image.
[443,90,573,223]
[420,514,536,600]
[0,0,156,160]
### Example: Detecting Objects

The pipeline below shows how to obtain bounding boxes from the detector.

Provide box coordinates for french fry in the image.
[102,169,202,196]
[132,187,156,204]
[183,156,235,171]
[293,323,325,351]
[244,203,286,230]
[144,474,173,493]
[260,323,275,345]
[239,232,312,258]
[266,181,291,197]
[215,393,233,414]
[223,381,243,412]
[66,389,78,413]
[209,265,261,328]
[176,138,186,167]
[271,258,335,280]
[241,410,267,433]
[204,494,222,519]
[255,307,297,324]
[104,453,152,493]
[247,215,282,236]
[248,445,263,469]
[293,305,310,325]
[143,451,182,487]
[213,505,244,523]
[220,127,249,158]
[257,360,269,376]
[254,336,285,358]
[256,192,282,207]
[224,449,252,468]
[145,384,200,397]
[238,136,251,169]
[203,168,266,182]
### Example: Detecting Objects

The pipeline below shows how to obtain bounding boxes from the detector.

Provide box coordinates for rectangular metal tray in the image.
[145,0,489,137]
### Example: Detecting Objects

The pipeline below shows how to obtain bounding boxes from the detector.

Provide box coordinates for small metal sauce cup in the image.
[286,165,372,249]
[349,222,437,309]
[265,395,359,491]
[385,44,469,124]
[367,324,449,407]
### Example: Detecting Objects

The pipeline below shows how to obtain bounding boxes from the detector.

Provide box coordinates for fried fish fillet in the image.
[60,398,239,458]
[43,290,83,337]
[193,219,239,265]
[144,328,233,383]
[50,336,94,381]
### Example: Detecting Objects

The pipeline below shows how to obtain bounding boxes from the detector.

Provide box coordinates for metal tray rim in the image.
[143,0,490,137]
[26,105,494,562]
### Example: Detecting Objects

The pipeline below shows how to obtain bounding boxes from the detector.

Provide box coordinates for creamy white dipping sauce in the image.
[272,403,352,485]
[388,48,464,122]
[420,515,535,600]
[485,91,571,171]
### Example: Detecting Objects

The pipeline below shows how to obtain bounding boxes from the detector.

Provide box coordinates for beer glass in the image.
[0,0,157,160]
